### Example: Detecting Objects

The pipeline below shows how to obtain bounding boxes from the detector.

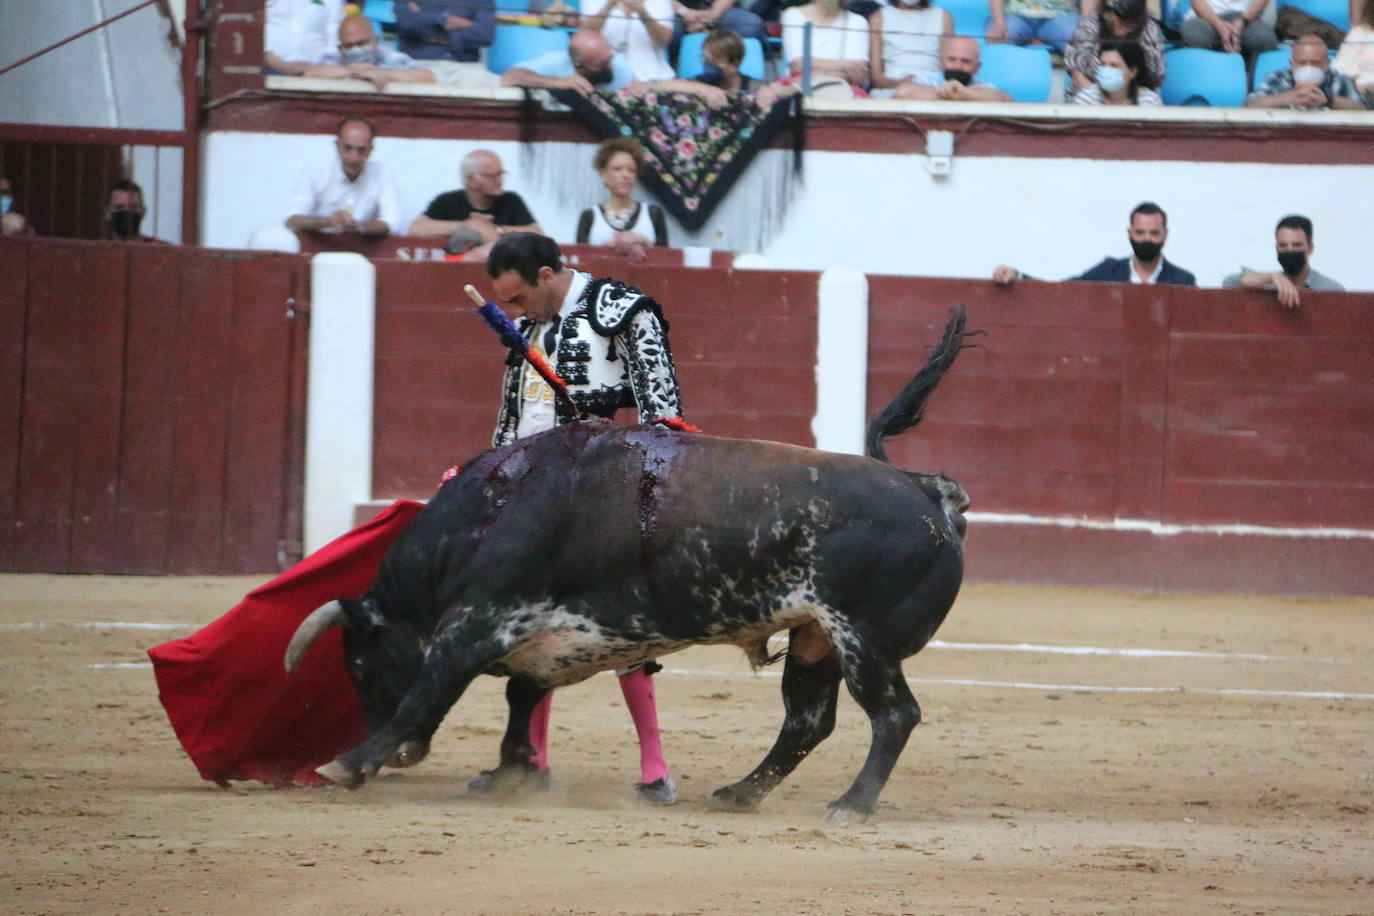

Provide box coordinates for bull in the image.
[286,308,970,823]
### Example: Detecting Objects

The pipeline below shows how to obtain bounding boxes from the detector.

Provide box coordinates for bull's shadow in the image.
[287,309,971,824]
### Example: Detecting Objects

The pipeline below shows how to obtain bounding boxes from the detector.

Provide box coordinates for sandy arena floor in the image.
[2,574,1372,915]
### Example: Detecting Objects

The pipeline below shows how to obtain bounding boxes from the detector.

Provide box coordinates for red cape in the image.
[148,500,425,787]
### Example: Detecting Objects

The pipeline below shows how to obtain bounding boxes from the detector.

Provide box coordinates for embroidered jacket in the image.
[493,274,684,446]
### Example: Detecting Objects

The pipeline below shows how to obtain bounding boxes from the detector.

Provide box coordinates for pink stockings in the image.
[526,666,670,785]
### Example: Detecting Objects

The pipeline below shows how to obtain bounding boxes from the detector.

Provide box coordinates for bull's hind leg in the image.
[709,625,842,812]
[318,626,512,789]
[824,650,921,825]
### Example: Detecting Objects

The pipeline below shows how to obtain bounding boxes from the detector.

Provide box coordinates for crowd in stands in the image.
[257,0,1372,108]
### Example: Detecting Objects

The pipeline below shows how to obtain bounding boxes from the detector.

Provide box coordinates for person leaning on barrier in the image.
[584,0,677,81]
[409,149,543,241]
[1222,214,1344,309]
[652,28,801,106]
[1247,33,1367,110]
[303,13,438,89]
[993,201,1197,287]
[502,28,641,94]
[104,180,167,244]
[284,117,402,239]
[894,36,1013,101]
[264,0,343,75]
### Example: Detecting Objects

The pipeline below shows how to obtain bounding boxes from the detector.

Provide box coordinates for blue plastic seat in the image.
[486,24,571,75]
[934,0,991,38]
[1251,46,1292,90]
[976,43,1052,102]
[1281,0,1350,31]
[1160,48,1247,106]
[676,33,766,81]
[363,0,396,29]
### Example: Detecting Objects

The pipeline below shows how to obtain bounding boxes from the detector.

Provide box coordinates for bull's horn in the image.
[284,600,348,673]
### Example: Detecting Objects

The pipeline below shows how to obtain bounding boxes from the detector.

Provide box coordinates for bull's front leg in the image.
[318,627,513,789]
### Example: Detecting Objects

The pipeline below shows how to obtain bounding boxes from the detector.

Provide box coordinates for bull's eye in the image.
[349,656,366,676]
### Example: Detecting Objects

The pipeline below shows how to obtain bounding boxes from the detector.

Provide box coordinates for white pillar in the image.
[812,268,869,455]
[304,253,376,554]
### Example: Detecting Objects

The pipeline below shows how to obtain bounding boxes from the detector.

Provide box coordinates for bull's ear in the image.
[339,597,386,638]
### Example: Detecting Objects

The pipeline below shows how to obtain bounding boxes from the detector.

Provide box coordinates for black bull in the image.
[287,309,969,822]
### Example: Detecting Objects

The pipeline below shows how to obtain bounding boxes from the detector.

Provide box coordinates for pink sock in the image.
[619,667,670,784]
[528,691,553,772]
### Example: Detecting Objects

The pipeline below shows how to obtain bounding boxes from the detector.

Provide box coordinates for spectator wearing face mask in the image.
[1069,39,1161,104]
[502,28,640,94]
[1,176,31,236]
[654,28,801,107]
[104,180,167,244]
[1223,214,1343,309]
[304,13,438,89]
[893,36,1013,101]
[992,201,1196,286]
[1065,0,1166,100]
[1247,32,1367,109]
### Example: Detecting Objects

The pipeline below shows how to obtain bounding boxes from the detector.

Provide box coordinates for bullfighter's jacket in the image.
[493,273,685,447]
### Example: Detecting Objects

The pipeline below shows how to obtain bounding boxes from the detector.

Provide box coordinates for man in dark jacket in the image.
[992,201,1197,287]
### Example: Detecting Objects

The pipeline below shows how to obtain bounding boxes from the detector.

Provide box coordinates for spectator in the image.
[1248,33,1367,108]
[654,28,800,106]
[993,201,1197,286]
[585,0,676,81]
[894,35,1013,100]
[1179,0,1277,57]
[1069,39,1162,103]
[869,0,953,95]
[104,180,166,244]
[1334,0,1374,104]
[502,28,640,93]
[408,149,543,240]
[781,0,871,99]
[394,0,496,79]
[284,117,402,239]
[1065,0,1166,100]
[1,211,32,237]
[304,13,438,89]
[987,0,1081,54]
[1222,214,1344,308]
[671,0,768,54]
[264,0,343,75]
[575,138,669,254]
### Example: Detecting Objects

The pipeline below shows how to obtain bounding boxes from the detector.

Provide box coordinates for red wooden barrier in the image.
[0,237,309,575]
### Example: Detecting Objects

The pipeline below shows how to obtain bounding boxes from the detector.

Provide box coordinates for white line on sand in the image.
[0,622,196,630]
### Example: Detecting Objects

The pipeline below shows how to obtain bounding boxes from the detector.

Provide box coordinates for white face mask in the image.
[1292,65,1325,85]
[1096,65,1126,93]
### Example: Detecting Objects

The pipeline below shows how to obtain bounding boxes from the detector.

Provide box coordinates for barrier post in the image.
[812,268,868,455]
[304,252,376,554]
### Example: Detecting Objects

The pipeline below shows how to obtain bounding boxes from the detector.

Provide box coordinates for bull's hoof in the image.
[466,763,550,796]
[706,785,759,813]
[385,740,430,769]
[822,803,870,825]
[316,759,365,789]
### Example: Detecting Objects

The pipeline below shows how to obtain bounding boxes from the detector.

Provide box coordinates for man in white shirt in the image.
[285,117,402,238]
[264,0,344,75]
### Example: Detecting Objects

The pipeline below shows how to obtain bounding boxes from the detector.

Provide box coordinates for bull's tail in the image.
[864,307,966,464]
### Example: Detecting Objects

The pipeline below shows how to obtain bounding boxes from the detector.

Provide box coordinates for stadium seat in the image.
[486,24,571,76]
[1160,48,1247,106]
[362,0,396,31]
[977,43,1052,102]
[676,33,766,81]
[1251,46,1292,90]
[934,0,991,37]
[1280,0,1350,31]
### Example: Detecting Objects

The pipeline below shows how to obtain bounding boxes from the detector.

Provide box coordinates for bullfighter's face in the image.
[492,267,561,323]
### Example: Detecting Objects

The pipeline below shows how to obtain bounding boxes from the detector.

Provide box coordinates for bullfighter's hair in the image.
[864,307,967,464]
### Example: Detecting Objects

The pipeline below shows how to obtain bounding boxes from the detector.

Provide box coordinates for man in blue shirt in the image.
[502,29,639,93]
[394,0,495,64]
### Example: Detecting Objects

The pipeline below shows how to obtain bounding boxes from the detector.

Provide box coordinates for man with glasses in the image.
[409,149,543,241]
[285,117,402,239]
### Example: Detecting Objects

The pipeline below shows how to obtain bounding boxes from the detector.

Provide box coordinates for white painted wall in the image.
[203,130,1374,290]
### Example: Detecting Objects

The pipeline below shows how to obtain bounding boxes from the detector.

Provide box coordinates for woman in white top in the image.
[1334,1,1374,104]
[781,0,872,98]
[870,0,953,93]
[1068,40,1162,104]
[585,0,677,81]
[575,138,669,254]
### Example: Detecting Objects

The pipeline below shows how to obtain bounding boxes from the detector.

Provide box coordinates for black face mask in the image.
[110,210,143,239]
[588,68,614,85]
[1277,250,1307,276]
[1130,239,1163,262]
[943,69,974,86]
[698,64,726,85]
